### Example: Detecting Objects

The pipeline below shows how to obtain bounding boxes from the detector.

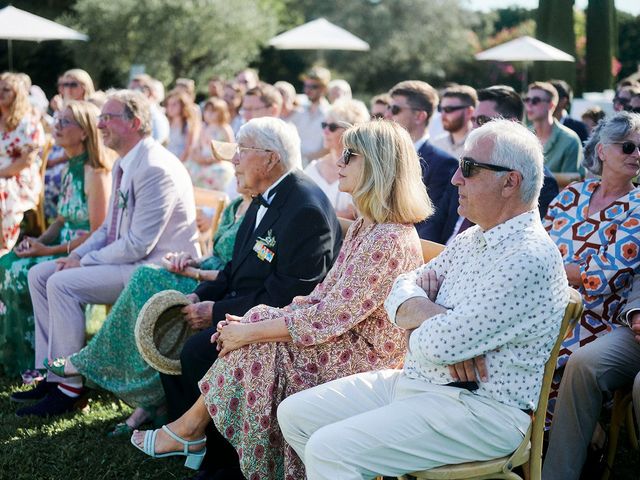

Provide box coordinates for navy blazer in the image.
[194,170,342,324]
[562,116,589,144]
[420,166,560,244]
[414,140,459,240]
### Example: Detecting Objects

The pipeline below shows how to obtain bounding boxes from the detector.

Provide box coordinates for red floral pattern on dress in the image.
[198,220,422,479]
[0,116,45,251]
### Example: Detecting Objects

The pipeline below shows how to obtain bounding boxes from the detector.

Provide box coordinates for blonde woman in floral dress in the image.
[131,120,433,480]
[0,72,45,255]
[0,101,111,376]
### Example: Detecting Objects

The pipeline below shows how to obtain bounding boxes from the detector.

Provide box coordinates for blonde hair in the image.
[343,120,433,224]
[65,100,113,171]
[203,97,231,125]
[63,69,95,99]
[327,99,369,126]
[0,72,31,131]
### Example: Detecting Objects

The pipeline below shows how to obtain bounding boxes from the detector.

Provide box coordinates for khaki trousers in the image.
[28,260,129,382]
[277,369,531,480]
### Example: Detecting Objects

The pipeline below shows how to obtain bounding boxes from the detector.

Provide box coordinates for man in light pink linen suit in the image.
[16,90,199,417]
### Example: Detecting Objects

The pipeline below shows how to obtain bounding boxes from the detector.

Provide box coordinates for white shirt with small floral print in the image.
[385,210,569,411]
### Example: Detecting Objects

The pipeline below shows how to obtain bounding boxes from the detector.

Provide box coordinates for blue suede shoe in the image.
[10,380,58,403]
[15,387,86,418]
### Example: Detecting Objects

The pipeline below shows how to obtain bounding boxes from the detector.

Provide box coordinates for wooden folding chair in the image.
[397,287,583,480]
[194,187,228,256]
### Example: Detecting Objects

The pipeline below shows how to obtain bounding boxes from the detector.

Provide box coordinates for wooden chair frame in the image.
[193,187,228,256]
[395,288,583,480]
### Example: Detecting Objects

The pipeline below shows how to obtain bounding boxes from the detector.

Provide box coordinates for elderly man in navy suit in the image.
[385,81,458,241]
[160,117,341,480]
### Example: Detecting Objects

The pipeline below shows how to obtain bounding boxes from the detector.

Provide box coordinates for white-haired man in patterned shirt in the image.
[277,119,569,479]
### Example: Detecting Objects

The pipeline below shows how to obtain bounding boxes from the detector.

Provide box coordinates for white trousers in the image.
[28,260,128,382]
[277,369,531,480]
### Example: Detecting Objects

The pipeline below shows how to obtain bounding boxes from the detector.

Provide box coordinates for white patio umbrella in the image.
[268,18,369,51]
[475,36,575,89]
[0,5,89,70]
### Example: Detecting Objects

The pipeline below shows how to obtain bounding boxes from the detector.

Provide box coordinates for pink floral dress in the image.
[198,219,423,480]
[0,116,45,251]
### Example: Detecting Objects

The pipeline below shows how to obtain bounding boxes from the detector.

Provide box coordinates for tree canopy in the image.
[62,0,279,88]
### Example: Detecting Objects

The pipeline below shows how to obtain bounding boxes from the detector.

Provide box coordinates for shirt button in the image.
[230,291,237,297]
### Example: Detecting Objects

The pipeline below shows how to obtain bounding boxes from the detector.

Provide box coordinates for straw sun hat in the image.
[135,290,196,375]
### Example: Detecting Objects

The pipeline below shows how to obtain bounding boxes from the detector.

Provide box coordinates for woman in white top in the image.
[303,99,369,219]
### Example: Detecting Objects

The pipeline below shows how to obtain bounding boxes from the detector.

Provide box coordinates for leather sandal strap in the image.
[161,425,206,455]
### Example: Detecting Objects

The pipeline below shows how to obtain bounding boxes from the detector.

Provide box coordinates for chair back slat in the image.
[528,287,583,479]
[193,187,228,256]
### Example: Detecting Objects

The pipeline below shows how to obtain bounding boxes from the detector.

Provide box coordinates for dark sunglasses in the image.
[614,96,630,106]
[387,104,421,115]
[523,96,549,106]
[610,141,640,155]
[438,105,469,114]
[459,156,516,178]
[623,104,640,113]
[472,115,494,127]
[59,81,80,89]
[321,122,342,132]
[341,148,360,165]
[304,83,321,90]
[370,112,385,120]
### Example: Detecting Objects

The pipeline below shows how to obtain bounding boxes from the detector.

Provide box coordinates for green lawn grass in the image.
[0,375,189,480]
[1,372,638,480]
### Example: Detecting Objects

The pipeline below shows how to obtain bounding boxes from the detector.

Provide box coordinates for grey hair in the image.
[326,99,369,127]
[328,79,352,98]
[465,119,544,206]
[237,117,302,171]
[107,89,152,136]
[583,111,640,175]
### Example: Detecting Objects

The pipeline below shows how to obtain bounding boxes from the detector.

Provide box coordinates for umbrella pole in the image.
[7,39,12,71]
[522,61,529,93]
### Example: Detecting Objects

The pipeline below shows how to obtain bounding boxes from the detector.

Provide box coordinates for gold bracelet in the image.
[195,269,201,282]
[66,241,71,255]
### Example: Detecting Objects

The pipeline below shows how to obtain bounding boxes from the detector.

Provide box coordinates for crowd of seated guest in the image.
[1,65,640,480]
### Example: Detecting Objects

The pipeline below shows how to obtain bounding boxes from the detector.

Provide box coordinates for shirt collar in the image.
[543,119,562,154]
[262,171,290,201]
[119,137,149,173]
[414,132,430,151]
[479,210,540,248]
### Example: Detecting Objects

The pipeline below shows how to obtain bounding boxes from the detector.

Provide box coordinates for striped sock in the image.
[58,382,83,398]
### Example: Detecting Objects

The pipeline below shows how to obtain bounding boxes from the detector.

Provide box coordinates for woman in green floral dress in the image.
[55,191,250,434]
[0,101,112,376]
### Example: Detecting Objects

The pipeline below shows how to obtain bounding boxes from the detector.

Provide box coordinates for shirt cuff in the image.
[384,288,429,326]
[621,308,640,328]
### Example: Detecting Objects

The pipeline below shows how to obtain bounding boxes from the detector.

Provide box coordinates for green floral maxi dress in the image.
[69,197,244,409]
[0,153,90,376]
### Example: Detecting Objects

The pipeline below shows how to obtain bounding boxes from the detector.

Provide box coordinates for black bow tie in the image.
[251,182,283,209]
[251,194,271,208]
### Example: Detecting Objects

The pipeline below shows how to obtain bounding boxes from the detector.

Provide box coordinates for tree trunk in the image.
[534,0,577,88]
[585,0,615,91]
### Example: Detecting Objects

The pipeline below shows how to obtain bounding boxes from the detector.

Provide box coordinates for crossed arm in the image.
[395,269,489,383]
